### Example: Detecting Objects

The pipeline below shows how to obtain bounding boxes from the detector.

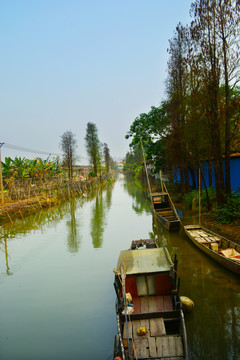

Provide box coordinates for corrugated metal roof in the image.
[116,248,171,275]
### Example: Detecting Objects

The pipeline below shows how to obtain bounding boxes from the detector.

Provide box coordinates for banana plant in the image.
[1,157,13,179]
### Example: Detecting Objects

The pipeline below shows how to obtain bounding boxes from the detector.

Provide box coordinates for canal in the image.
[0,176,239,359]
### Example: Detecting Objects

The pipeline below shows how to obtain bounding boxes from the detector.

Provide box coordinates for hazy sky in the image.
[1,0,193,163]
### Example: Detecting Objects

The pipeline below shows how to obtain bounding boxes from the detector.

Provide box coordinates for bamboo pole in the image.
[163,182,183,226]
[138,129,162,246]
[199,167,201,225]
[120,262,129,359]
[160,170,164,193]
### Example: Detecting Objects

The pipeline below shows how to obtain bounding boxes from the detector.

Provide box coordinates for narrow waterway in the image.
[0,176,239,360]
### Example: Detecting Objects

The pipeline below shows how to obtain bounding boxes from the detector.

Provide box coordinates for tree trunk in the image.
[219,0,231,194]
[184,164,190,193]
[201,169,211,210]
[189,166,196,189]
[180,166,185,193]
[208,160,212,187]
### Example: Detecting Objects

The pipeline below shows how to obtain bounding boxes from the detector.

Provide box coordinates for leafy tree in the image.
[59,130,78,180]
[215,0,240,193]
[166,23,190,192]
[85,122,101,176]
[123,146,143,177]
[125,103,170,172]
[191,0,226,204]
[103,143,111,174]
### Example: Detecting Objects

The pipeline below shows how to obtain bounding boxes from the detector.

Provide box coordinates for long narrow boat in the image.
[113,239,188,360]
[184,225,240,275]
[151,192,180,231]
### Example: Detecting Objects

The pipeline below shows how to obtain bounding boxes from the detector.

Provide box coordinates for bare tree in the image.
[59,130,77,180]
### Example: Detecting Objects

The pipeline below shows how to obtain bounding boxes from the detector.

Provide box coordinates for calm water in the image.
[0,176,240,359]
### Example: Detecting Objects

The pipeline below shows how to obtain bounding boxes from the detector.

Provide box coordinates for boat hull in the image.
[184,225,240,276]
[151,192,180,232]
[154,209,180,231]
[113,243,188,359]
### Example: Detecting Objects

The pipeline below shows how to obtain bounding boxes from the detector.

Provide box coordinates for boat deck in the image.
[187,228,221,246]
[156,209,177,220]
[122,296,184,359]
[123,318,184,359]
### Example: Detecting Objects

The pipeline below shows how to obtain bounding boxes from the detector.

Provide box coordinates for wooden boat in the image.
[184,225,240,275]
[151,192,180,231]
[113,239,188,360]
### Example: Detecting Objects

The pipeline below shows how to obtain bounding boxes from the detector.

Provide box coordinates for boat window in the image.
[136,275,156,296]
[147,275,156,295]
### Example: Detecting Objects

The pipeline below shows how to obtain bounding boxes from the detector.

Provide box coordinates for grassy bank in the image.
[0,176,114,225]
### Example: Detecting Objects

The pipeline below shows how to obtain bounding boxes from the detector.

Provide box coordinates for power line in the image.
[2,142,89,161]
[3,142,62,156]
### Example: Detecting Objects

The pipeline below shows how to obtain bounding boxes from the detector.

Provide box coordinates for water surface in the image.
[0,176,240,359]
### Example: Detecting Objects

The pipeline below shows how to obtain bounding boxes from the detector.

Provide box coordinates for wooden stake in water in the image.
[199,167,201,225]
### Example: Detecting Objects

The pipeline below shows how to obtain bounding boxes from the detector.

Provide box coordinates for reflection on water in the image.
[4,239,12,276]
[90,184,114,248]
[156,222,240,360]
[66,200,81,253]
[0,177,240,359]
[90,189,106,248]
[123,178,152,214]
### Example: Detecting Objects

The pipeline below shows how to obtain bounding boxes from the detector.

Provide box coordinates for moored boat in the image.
[113,239,188,360]
[184,225,240,275]
[151,192,180,232]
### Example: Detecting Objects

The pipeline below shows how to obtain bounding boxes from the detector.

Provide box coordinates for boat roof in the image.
[116,247,172,275]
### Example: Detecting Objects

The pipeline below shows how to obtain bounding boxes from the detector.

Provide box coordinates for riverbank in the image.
[201,214,240,243]
[0,176,114,225]
[179,203,240,244]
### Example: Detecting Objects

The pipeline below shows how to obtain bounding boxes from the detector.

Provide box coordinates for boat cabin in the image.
[116,248,173,300]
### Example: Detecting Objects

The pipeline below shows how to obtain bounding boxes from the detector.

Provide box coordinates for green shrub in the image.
[216,192,240,224]
[88,170,96,177]
[183,190,199,210]
[183,187,216,212]
[201,186,216,209]
[134,165,143,179]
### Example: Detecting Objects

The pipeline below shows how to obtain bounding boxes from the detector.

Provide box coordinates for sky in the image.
[0,0,193,164]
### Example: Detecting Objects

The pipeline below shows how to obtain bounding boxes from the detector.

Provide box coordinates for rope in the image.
[127,314,138,360]
[121,263,131,358]
[163,182,183,228]
[138,128,162,247]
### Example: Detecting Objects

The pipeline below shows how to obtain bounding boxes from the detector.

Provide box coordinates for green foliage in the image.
[2,156,62,183]
[88,170,96,177]
[201,187,216,208]
[125,102,170,171]
[183,187,216,212]
[134,165,143,179]
[85,122,102,176]
[183,190,199,210]
[216,192,240,224]
[123,146,143,177]
[103,143,110,173]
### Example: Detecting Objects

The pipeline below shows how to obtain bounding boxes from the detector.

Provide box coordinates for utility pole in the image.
[0,143,4,204]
